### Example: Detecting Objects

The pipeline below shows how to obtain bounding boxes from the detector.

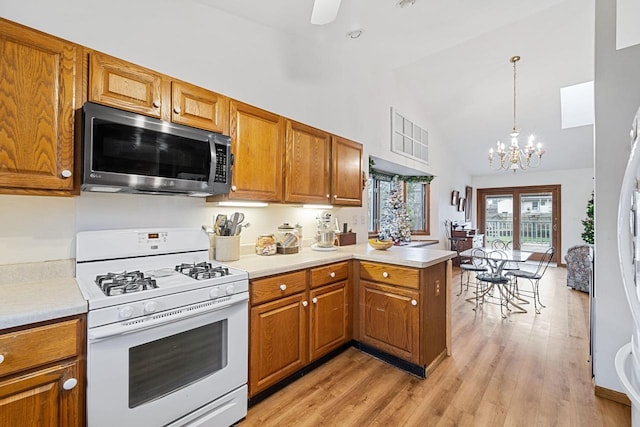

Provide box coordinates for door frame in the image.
[477,184,561,264]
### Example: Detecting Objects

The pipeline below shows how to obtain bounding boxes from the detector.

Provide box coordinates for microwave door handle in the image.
[88,294,246,342]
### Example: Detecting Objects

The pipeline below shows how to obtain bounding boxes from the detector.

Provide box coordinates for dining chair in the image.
[474,250,513,318]
[505,247,555,314]
[458,247,488,296]
[491,239,520,272]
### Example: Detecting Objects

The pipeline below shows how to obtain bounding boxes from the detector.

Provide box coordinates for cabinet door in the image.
[89,51,164,118]
[226,100,284,201]
[309,281,348,361]
[171,81,229,133]
[284,120,331,204]
[360,280,420,364]
[331,136,363,206]
[250,293,307,396]
[0,361,81,427]
[0,19,80,193]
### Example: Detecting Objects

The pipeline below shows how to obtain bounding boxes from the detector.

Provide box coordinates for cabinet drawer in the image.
[0,319,80,378]
[251,270,307,305]
[310,261,349,288]
[359,262,419,289]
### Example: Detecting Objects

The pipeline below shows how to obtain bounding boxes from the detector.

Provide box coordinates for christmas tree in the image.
[378,177,412,244]
[581,192,594,244]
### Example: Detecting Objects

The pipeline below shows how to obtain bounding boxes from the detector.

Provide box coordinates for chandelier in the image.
[488,55,545,172]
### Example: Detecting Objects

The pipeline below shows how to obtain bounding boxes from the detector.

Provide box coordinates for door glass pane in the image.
[520,192,552,253]
[484,195,513,247]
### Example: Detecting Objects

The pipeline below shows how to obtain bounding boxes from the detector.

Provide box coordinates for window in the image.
[368,176,430,236]
[391,108,429,164]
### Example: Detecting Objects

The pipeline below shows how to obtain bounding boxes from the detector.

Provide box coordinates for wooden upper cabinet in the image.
[171,81,228,134]
[331,136,363,206]
[0,18,81,194]
[90,51,229,133]
[225,100,284,201]
[89,51,164,118]
[284,120,331,204]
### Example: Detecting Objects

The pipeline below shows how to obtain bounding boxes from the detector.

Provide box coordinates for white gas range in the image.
[75,228,248,427]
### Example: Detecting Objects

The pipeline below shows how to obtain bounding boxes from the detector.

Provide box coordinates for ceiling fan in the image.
[310,0,342,25]
[310,0,416,25]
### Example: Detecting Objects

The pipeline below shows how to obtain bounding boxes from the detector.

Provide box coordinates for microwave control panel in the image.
[214,144,229,184]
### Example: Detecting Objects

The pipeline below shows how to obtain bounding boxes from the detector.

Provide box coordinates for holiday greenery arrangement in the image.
[378,177,412,244]
[581,192,594,245]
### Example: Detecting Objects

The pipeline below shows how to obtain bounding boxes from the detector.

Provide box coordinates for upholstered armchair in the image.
[565,245,593,293]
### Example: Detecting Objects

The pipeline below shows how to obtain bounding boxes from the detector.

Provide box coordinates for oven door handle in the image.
[88,293,247,342]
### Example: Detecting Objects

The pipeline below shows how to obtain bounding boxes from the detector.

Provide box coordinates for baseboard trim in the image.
[595,385,631,406]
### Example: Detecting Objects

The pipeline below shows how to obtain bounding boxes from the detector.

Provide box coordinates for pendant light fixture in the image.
[488,55,545,172]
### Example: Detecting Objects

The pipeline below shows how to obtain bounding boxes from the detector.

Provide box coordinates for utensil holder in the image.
[214,235,240,262]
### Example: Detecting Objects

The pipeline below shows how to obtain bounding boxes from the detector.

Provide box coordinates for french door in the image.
[477,185,561,263]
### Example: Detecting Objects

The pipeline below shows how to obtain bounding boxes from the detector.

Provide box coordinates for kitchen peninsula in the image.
[224,244,454,400]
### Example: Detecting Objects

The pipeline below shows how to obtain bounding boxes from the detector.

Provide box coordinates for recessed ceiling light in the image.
[346,29,363,39]
[397,0,416,7]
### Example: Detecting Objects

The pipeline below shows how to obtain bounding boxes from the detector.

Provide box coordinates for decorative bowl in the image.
[368,239,394,250]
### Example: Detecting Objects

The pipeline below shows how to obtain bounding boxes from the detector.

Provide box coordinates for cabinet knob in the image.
[279,284,287,291]
[302,301,308,307]
[326,194,330,198]
[0,354,4,364]
[334,194,337,199]
[330,272,336,278]
[231,185,237,192]
[153,100,161,108]
[174,106,181,114]
[62,378,78,391]
[312,297,318,304]
[411,299,418,306]
[382,272,389,278]
[61,169,72,178]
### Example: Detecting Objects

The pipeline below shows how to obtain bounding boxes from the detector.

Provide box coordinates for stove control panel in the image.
[138,232,169,245]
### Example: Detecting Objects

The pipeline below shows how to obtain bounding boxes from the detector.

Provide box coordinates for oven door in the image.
[86,294,248,427]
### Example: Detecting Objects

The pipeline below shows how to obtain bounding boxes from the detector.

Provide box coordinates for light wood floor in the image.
[240,266,631,426]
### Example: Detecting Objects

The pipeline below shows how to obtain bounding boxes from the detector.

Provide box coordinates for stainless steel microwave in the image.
[81,102,232,197]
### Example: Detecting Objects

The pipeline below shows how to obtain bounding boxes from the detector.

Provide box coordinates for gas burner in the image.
[95,271,158,296]
[175,262,231,280]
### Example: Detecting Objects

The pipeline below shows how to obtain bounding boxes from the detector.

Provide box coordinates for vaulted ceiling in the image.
[195,0,594,176]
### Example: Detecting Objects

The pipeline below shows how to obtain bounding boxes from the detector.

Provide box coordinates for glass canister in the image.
[275,223,299,254]
[255,234,277,256]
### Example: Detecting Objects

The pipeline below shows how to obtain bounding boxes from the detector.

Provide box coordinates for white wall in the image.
[593,0,640,393]
[472,167,594,261]
[0,0,458,264]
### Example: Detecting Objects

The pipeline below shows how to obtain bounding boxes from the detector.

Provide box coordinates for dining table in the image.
[460,247,534,314]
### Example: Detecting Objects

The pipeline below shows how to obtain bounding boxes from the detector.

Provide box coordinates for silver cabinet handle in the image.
[152,100,161,108]
[174,106,181,114]
[312,297,318,304]
[411,299,418,306]
[62,378,77,390]
[279,284,287,291]
[61,169,72,178]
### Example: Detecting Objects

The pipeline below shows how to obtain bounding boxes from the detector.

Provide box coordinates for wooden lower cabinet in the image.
[359,280,420,364]
[0,360,80,427]
[0,316,85,426]
[309,281,349,362]
[249,292,307,396]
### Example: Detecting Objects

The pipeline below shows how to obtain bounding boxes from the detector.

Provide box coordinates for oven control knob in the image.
[225,285,235,295]
[119,306,134,319]
[209,287,220,299]
[144,301,158,314]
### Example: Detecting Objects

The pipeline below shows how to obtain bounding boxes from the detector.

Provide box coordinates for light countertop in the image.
[0,244,454,330]
[0,259,87,330]
[223,243,455,278]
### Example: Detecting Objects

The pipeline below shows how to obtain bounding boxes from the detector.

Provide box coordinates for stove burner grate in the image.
[175,262,231,280]
[95,271,158,296]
